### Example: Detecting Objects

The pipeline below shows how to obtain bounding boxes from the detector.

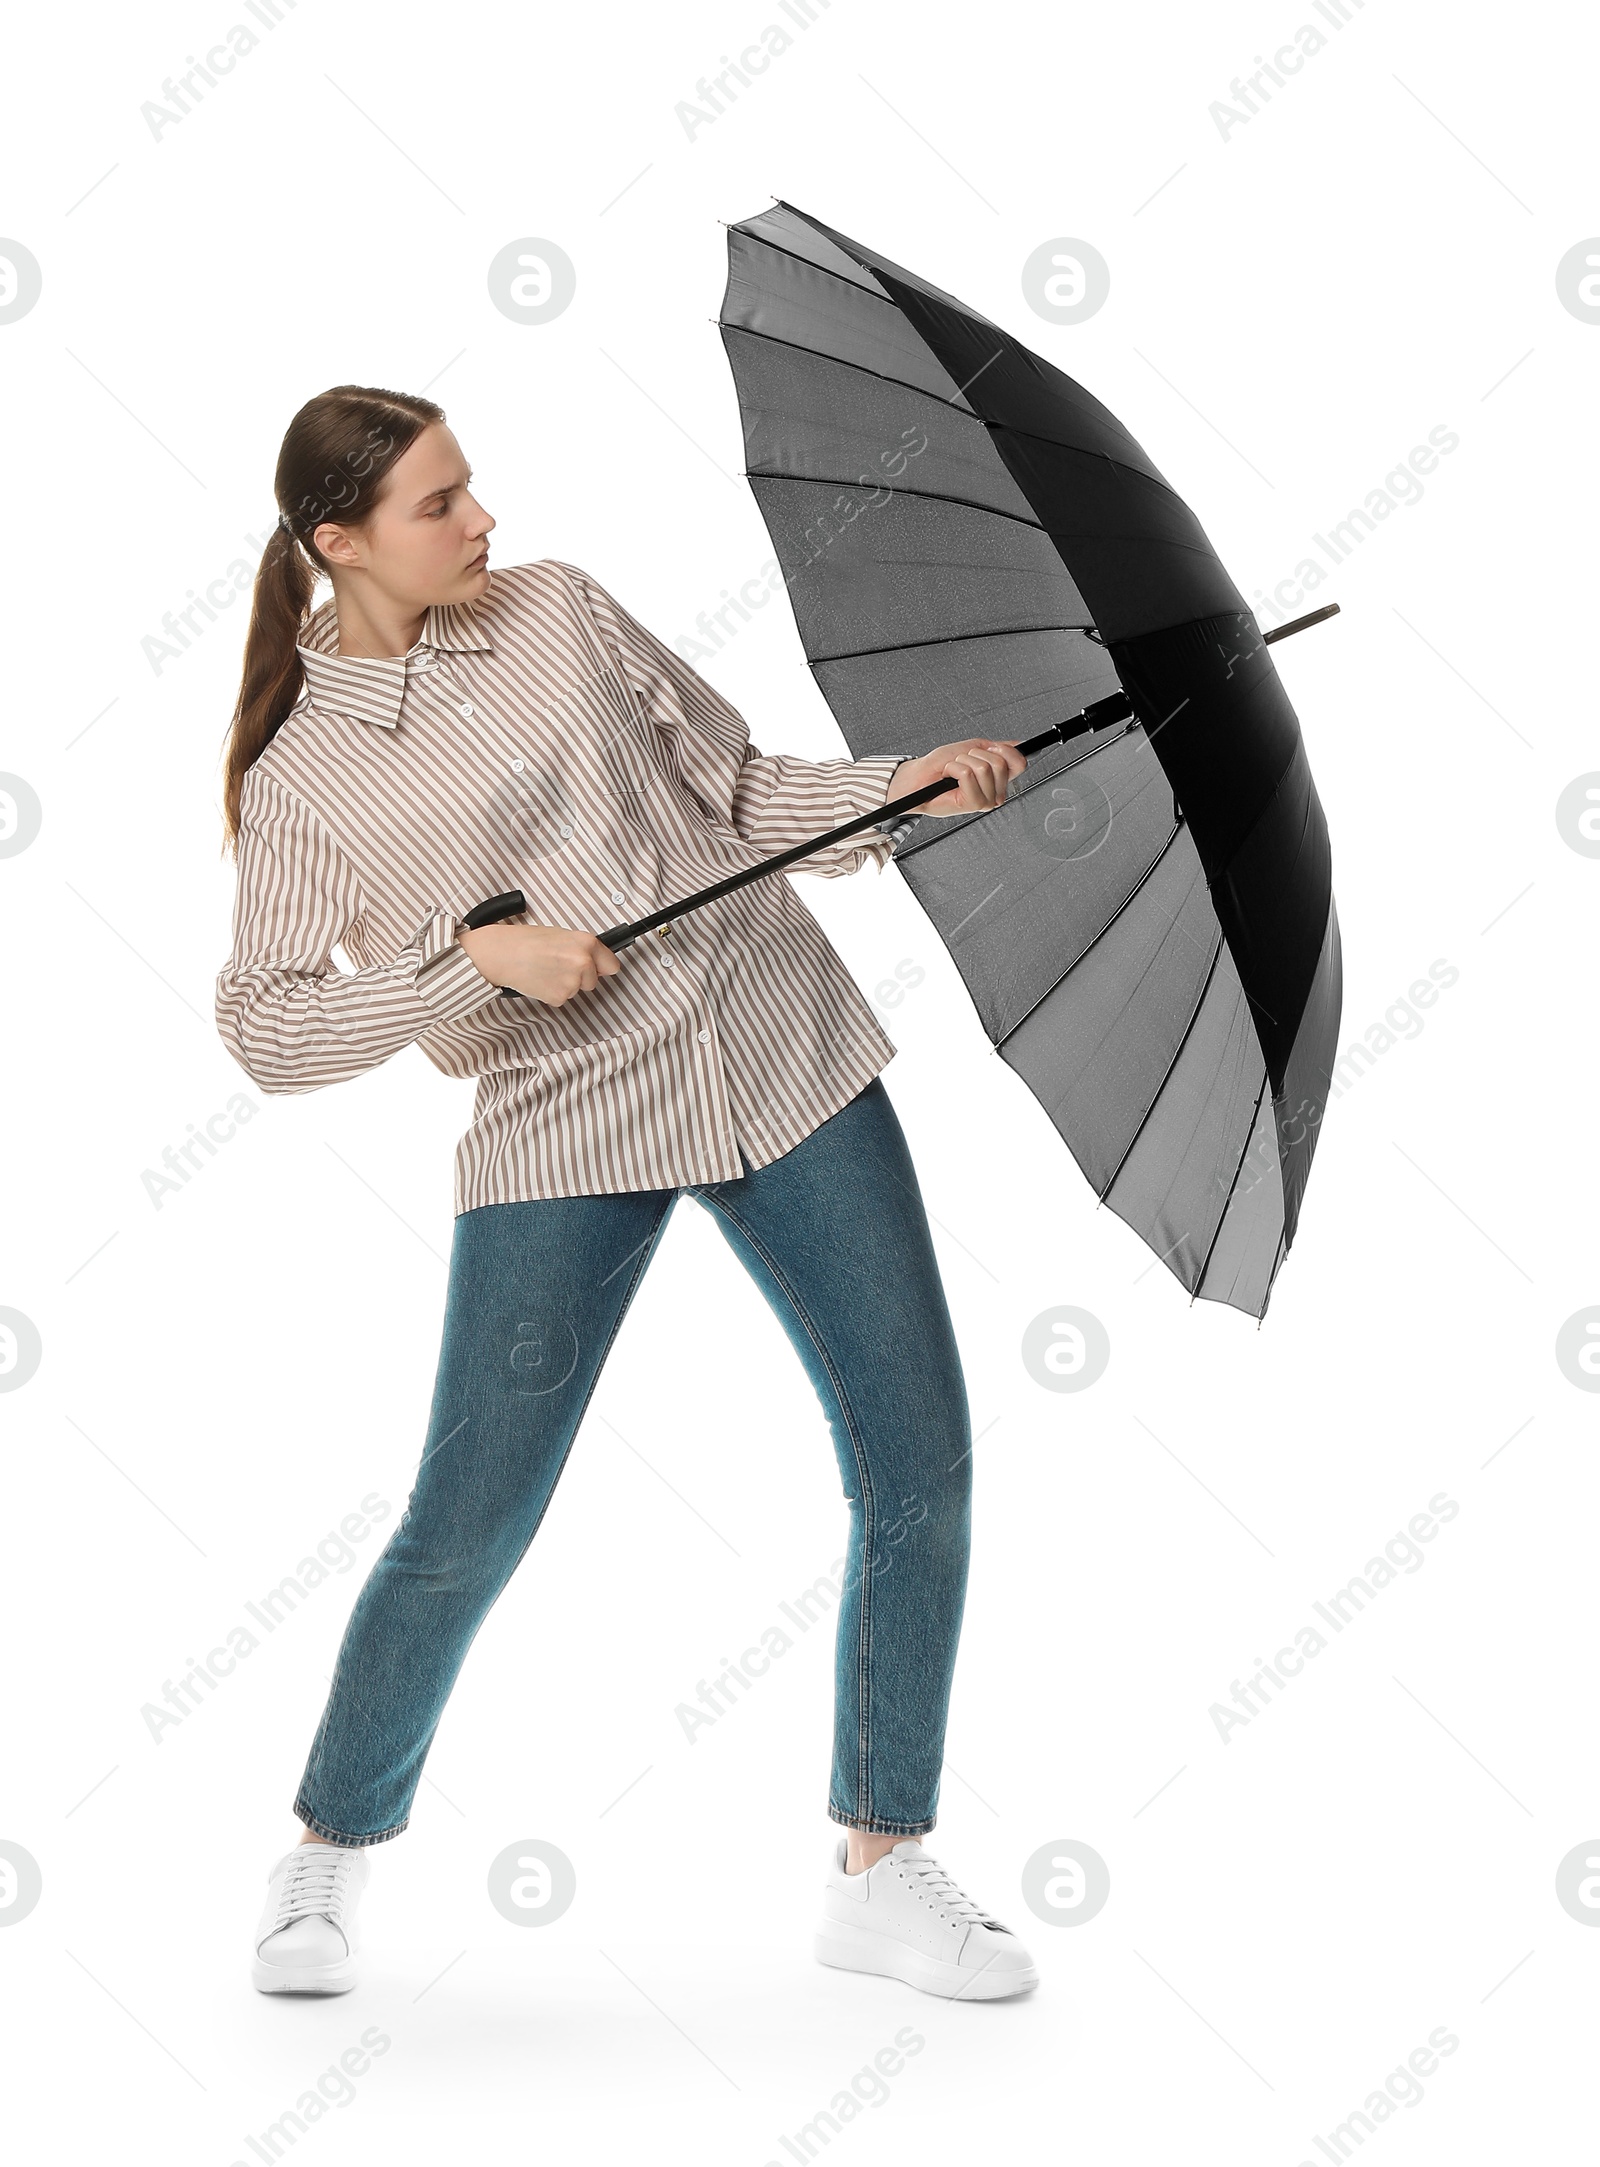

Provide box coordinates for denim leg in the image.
[692,1079,972,1835]
[294,1186,676,1845]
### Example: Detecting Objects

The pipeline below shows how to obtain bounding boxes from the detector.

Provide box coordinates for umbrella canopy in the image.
[717,200,1342,1320]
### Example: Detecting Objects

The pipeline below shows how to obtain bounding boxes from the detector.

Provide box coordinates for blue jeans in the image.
[295,1078,973,1845]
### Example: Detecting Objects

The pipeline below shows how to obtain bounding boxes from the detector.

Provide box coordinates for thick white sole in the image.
[815,1918,1038,2000]
[251,1955,358,1995]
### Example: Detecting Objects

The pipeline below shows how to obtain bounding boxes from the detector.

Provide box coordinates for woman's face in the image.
[315,422,495,607]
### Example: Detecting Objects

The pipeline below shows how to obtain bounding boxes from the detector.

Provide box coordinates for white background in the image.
[2,0,1595,2159]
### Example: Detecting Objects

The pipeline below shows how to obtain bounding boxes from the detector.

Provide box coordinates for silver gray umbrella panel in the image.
[718,201,1343,1320]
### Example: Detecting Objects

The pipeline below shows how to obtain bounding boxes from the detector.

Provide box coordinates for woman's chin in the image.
[435,562,491,607]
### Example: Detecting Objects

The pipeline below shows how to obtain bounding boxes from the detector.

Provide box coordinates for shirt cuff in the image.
[411,907,504,1026]
[867,753,922,842]
[835,754,904,828]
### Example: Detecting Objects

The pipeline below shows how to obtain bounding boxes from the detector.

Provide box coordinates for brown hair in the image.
[219,384,444,855]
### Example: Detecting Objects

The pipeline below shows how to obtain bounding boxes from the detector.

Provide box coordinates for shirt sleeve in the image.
[561,561,900,878]
[215,764,501,1096]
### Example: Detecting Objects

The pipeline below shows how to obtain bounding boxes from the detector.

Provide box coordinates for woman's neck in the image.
[329,580,428,661]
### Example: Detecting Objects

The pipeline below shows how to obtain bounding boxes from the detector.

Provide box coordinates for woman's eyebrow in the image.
[414,468,474,508]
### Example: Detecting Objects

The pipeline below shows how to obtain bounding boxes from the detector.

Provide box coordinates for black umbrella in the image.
[476,201,1343,1321]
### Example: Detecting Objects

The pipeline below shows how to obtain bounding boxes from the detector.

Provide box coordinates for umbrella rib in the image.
[750,468,1049,536]
[728,321,1170,502]
[989,414,1210,512]
[1260,1230,1287,1321]
[993,815,1185,1048]
[808,621,1095,666]
[1194,1069,1270,1302]
[758,211,1022,349]
[723,319,981,414]
[1099,930,1227,1208]
[730,242,1162,473]
[735,222,1013,345]
[761,210,1017,341]
[930,404,1225,525]
[729,223,897,306]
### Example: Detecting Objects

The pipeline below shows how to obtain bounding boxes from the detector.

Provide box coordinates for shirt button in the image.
[660,952,673,968]
[510,758,525,774]
[697,1029,710,1044]
[558,823,574,839]
[459,702,474,718]
[610,890,625,906]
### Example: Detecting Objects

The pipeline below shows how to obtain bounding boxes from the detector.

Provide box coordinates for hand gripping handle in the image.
[458,889,529,998]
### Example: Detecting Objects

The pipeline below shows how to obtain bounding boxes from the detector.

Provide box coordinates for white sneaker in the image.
[252,1842,371,1994]
[816,1837,1039,2000]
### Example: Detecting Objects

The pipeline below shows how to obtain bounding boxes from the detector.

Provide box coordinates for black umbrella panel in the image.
[710,201,1344,1321]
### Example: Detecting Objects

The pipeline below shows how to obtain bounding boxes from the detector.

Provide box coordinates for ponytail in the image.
[219,384,444,855]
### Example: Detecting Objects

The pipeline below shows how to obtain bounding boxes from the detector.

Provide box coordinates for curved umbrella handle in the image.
[458,889,530,998]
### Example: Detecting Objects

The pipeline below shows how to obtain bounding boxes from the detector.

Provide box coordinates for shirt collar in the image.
[295,592,495,729]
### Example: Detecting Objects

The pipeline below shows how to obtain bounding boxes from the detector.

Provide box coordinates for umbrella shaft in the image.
[600,689,1137,952]
[469,603,1338,970]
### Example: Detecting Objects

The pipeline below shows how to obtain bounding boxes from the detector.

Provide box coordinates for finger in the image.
[940,749,994,810]
[963,751,1001,808]
[983,747,1014,802]
[595,942,622,976]
[948,756,982,809]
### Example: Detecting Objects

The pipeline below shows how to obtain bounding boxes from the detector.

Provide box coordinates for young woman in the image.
[217,384,1037,2003]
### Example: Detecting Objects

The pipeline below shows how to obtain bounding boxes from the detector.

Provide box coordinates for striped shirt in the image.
[215,558,904,1210]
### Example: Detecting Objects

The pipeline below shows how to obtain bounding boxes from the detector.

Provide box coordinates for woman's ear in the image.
[313,521,363,569]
